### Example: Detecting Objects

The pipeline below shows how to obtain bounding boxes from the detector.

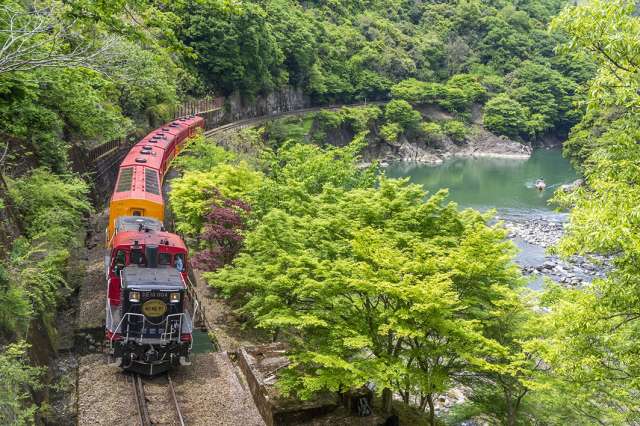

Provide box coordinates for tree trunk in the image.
[426,393,436,426]
[382,388,393,414]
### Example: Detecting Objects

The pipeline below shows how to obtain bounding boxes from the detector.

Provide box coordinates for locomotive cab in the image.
[106,259,193,375]
[106,224,188,305]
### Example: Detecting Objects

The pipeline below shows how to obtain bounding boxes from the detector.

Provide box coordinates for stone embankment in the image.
[377,127,532,166]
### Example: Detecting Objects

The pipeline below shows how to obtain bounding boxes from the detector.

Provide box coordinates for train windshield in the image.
[159,253,172,265]
[130,248,145,265]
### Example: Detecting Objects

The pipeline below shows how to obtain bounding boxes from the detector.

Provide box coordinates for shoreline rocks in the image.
[374,129,533,164]
[502,215,610,288]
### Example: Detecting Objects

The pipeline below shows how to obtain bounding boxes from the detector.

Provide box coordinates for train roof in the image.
[111,165,163,203]
[137,131,176,151]
[122,265,184,289]
[112,229,187,251]
[115,216,164,233]
[120,143,164,171]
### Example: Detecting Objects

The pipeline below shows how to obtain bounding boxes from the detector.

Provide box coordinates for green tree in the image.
[525,1,640,422]
[384,100,421,132]
[483,94,529,140]
[211,180,522,424]
[175,1,286,96]
[170,164,263,237]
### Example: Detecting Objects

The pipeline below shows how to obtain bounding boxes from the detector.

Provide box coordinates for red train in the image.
[104,115,205,375]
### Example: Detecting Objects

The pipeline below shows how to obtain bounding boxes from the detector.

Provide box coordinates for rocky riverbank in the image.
[375,126,532,166]
[500,216,610,288]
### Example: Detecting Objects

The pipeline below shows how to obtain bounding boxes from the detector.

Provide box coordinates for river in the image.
[385,148,585,290]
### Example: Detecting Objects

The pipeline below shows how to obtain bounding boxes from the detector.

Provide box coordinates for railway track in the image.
[203,101,386,137]
[132,373,186,426]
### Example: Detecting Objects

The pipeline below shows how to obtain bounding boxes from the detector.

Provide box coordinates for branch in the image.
[0,4,115,75]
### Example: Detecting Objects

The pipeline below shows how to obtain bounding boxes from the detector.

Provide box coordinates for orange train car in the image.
[106,116,205,245]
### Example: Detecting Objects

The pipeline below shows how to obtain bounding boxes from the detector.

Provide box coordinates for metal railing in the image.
[108,311,188,345]
[173,96,225,119]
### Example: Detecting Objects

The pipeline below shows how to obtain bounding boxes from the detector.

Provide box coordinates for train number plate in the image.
[142,299,167,317]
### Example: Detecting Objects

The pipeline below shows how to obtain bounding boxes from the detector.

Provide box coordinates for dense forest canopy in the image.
[170,0,594,141]
[0,0,594,175]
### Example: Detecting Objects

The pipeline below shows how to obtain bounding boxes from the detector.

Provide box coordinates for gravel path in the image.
[173,352,265,426]
[77,354,137,425]
[192,270,269,352]
[77,211,108,331]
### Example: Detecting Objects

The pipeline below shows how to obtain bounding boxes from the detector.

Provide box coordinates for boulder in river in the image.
[561,178,584,193]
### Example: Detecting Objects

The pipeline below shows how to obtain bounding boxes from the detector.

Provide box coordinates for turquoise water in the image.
[385,148,579,290]
[384,148,578,215]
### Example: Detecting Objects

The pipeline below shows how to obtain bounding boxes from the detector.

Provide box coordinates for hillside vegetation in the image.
[170,0,593,142]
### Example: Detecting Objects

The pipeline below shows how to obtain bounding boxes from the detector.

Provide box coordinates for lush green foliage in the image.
[0,169,90,423]
[483,94,530,140]
[166,133,549,423]
[170,164,263,237]
[526,0,640,423]
[0,0,191,171]
[0,342,43,425]
[2,169,91,334]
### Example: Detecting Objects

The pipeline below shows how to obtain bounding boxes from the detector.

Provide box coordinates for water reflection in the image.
[385,149,578,213]
[385,148,580,289]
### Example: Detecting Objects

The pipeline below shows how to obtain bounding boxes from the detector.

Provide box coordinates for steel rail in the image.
[132,373,185,426]
[168,374,186,426]
[132,374,151,426]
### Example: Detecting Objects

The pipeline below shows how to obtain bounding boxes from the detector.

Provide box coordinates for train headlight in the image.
[170,292,180,303]
[129,291,140,303]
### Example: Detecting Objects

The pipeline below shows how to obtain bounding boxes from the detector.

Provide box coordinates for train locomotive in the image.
[104,115,205,375]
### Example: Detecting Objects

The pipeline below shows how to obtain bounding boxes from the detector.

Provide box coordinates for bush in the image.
[442,120,469,143]
[483,94,529,139]
[447,74,488,104]
[381,122,402,143]
[314,110,343,130]
[0,342,42,425]
[339,106,382,133]
[390,79,447,105]
[421,122,443,143]
[384,100,422,131]
[9,169,91,247]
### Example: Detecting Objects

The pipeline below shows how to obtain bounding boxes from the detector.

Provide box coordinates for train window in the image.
[145,168,160,195]
[132,210,143,216]
[175,254,185,272]
[112,250,126,273]
[116,168,133,192]
[130,248,145,265]
[159,253,172,265]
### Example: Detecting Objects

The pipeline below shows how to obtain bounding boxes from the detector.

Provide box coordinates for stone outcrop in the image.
[225,86,310,123]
